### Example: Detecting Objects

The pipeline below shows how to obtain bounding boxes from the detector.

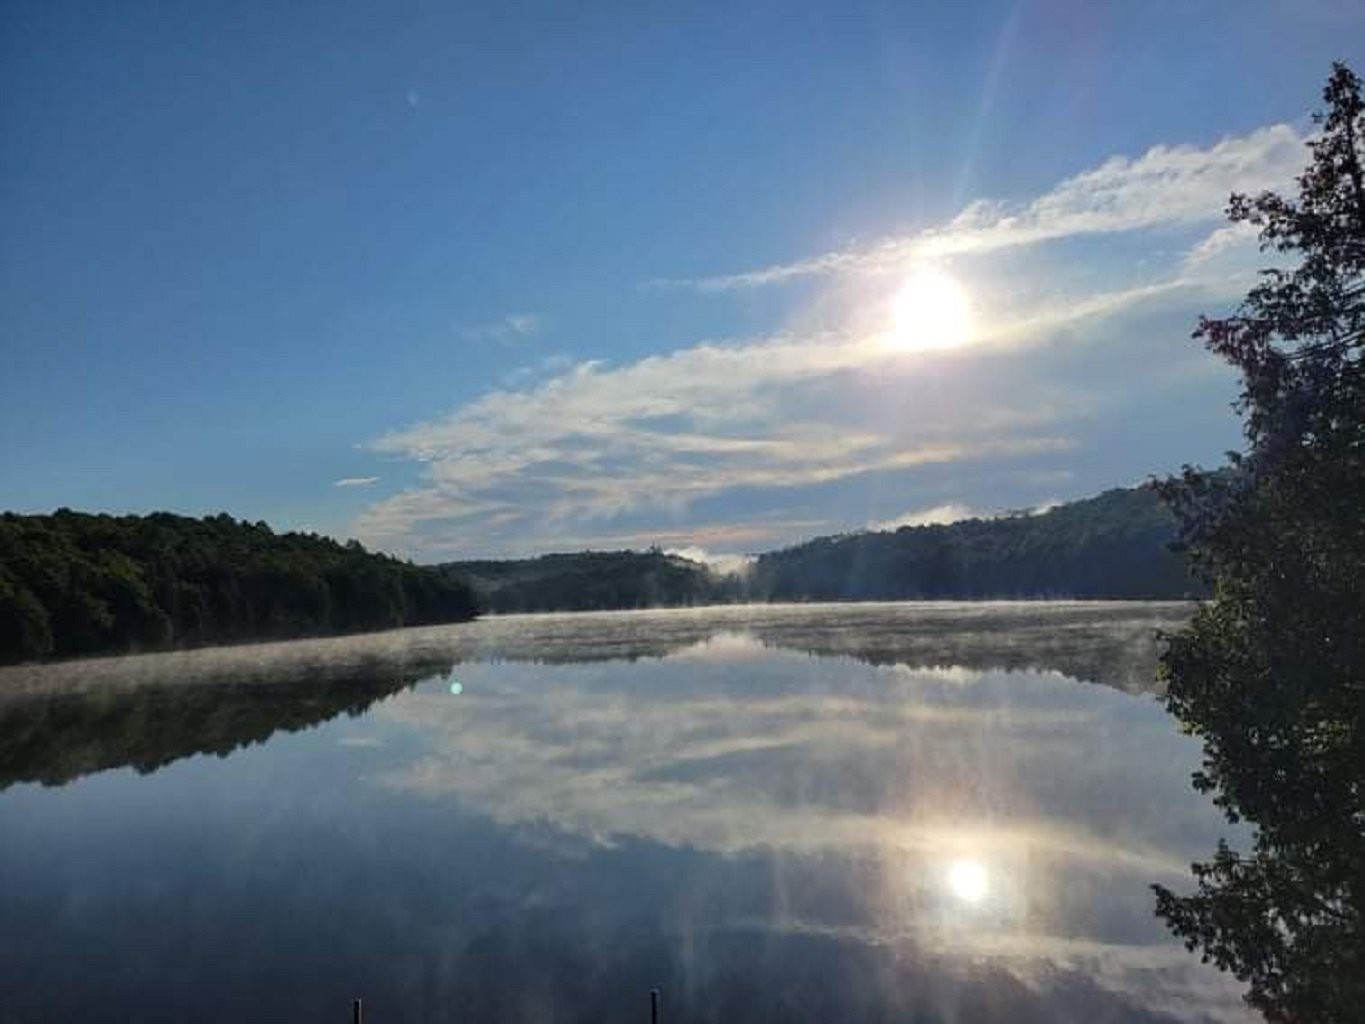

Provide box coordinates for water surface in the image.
[0,603,1251,1022]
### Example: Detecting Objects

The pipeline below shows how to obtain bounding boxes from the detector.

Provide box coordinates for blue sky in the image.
[3,2,1363,561]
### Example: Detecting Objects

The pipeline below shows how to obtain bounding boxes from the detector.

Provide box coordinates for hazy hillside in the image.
[747,487,1199,601]
[444,485,1201,611]
[447,549,738,613]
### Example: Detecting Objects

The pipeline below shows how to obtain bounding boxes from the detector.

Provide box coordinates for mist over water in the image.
[0,603,1251,1022]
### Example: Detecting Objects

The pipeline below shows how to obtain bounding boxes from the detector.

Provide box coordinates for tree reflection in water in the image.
[0,604,1246,1023]
[0,648,456,789]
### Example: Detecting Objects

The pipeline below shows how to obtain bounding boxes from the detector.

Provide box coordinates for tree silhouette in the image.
[1153,63,1365,1023]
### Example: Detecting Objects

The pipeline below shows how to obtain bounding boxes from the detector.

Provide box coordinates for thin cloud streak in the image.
[669,124,1304,291]
[333,476,380,488]
[455,312,542,345]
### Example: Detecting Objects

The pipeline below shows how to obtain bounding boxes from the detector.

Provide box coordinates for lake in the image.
[0,602,1252,1022]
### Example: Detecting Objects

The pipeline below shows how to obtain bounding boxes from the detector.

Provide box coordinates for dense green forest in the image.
[748,486,1200,601]
[0,510,482,664]
[445,484,1200,611]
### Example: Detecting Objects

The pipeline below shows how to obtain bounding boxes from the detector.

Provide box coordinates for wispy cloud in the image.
[1182,220,1264,275]
[334,476,380,488]
[353,123,1290,559]
[498,352,575,389]
[356,321,1081,558]
[355,268,1230,558]
[867,497,1064,534]
[532,518,831,554]
[666,124,1304,291]
[666,546,756,575]
[868,503,985,532]
[455,312,542,345]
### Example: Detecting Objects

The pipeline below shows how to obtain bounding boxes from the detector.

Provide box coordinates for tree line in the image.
[448,549,729,613]
[2,482,1195,662]
[0,510,482,663]
[747,485,1197,601]
[444,484,1200,612]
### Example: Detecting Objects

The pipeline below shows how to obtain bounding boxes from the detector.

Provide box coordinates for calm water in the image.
[0,603,1252,1023]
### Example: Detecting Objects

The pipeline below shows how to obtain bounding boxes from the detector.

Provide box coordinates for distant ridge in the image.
[746,486,1198,602]
[441,485,1202,612]
[0,486,1196,663]
[447,549,729,613]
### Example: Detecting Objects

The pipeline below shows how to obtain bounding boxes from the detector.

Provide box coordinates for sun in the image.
[946,858,989,904]
[889,267,975,352]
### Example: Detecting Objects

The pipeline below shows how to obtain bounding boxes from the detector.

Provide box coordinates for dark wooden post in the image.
[352,997,363,1024]
[650,987,660,1024]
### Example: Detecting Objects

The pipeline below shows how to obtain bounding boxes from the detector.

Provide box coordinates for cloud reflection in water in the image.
[0,602,1250,1022]
[366,622,1250,1021]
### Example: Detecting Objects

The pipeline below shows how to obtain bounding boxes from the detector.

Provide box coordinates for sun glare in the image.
[947,858,989,904]
[890,267,975,352]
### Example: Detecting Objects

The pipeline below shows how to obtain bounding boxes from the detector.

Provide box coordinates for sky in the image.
[3,2,1363,564]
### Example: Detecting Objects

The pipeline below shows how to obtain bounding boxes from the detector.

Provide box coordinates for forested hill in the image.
[442,485,1202,611]
[1,486,1196,661]
[747,486,1199,601]
[0,511,482,664]
[447,549,736,613]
